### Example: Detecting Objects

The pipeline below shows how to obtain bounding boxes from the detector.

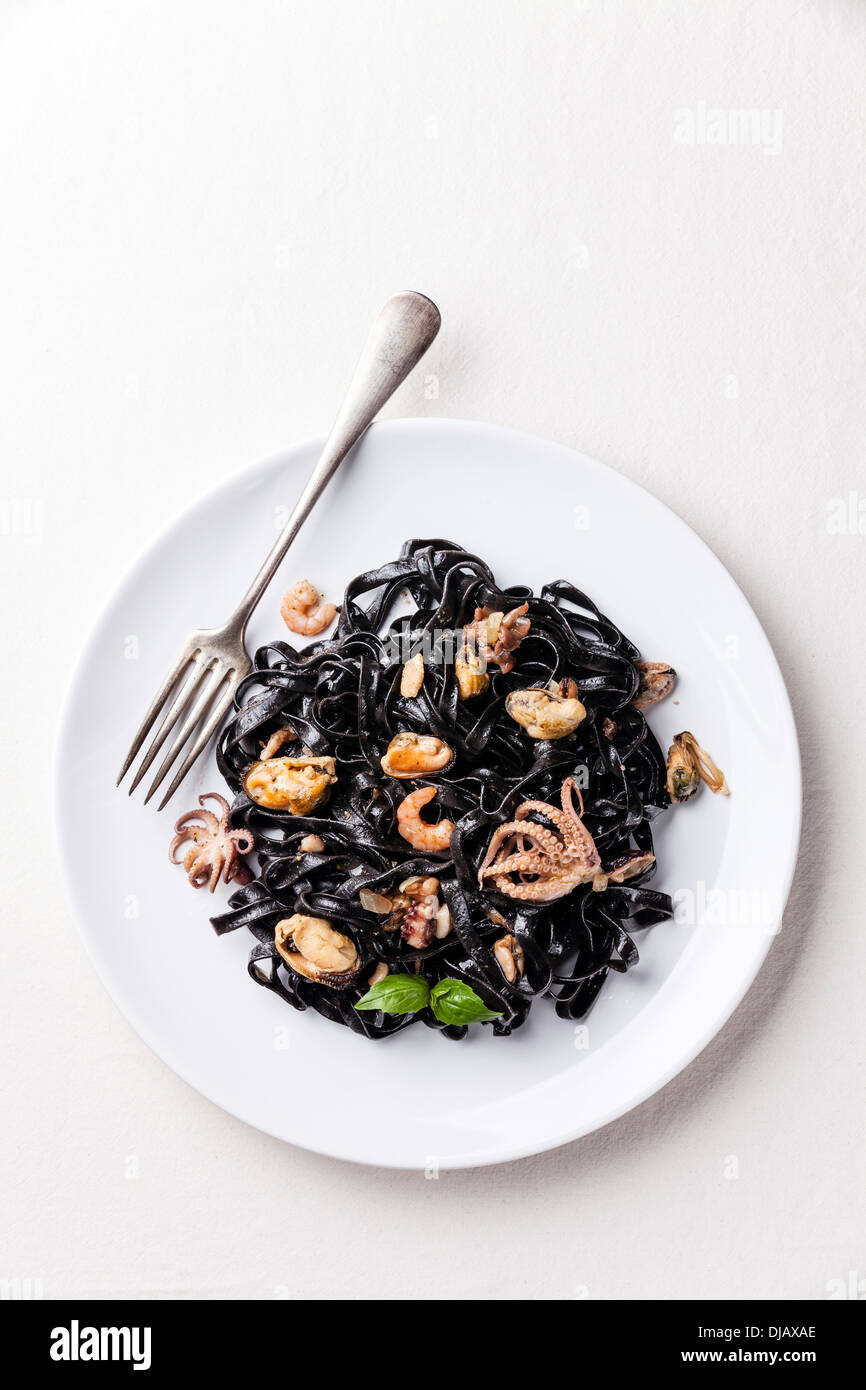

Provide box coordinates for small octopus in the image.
[477,777,653,903]
[169,793,255,892]
[464,601,531,674]
[280,580,337,637]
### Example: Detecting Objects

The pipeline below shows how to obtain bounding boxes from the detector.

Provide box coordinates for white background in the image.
[2,0,864,1300]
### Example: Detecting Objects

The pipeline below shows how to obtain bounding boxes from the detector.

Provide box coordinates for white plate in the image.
[54,419,801,1169]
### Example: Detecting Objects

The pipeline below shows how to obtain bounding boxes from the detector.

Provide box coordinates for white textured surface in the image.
[1,0,864,1299]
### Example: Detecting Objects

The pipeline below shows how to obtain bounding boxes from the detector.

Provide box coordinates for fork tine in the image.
[155,677,238,813]
[126,656,212,795]
[143,663,229,807]
[116,646,196,786]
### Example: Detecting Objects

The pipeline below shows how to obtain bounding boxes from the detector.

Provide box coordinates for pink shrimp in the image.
[396,786,454,852]
[280,580,337,637]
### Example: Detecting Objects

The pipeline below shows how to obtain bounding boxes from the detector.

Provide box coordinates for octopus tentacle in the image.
[514,801,587,863]
[481,850,555,879]
[559,777,601,872]
[227,828,255,854]
[490,870,582,902]
[173,808,221,836]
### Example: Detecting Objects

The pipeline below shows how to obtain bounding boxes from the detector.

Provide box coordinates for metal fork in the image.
[117,290,441,810]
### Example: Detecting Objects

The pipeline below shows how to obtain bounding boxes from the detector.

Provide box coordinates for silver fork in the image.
[117,290,441,811]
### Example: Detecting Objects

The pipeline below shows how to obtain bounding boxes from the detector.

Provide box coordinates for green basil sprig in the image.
[354,973,502,1026]
[354,973,431,1017]
[427,978,503,1025]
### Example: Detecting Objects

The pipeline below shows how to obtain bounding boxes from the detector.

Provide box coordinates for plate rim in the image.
[53,417,802,1168]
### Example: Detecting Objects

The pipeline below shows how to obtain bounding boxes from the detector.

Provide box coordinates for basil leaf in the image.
[354,974,430,1015]
[429,978,503,1026]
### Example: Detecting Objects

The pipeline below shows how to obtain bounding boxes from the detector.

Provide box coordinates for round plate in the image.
[55,419,800,1168]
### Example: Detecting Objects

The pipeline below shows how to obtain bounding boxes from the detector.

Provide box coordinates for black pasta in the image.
[209,538,673,1040]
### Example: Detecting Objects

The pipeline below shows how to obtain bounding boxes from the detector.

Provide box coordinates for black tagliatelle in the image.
[210,539,674,1041]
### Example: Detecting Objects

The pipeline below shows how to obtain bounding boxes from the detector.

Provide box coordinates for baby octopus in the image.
[396,785,454,852]
[170,793,254,892]
[280,580,337,637]
[478,777,653,903]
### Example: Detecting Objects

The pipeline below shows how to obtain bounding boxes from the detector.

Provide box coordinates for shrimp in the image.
[396,786,454,852]
[280,580,337,637]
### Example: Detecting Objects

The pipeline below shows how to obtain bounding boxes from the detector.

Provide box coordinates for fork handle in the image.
[231,291,441,636]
